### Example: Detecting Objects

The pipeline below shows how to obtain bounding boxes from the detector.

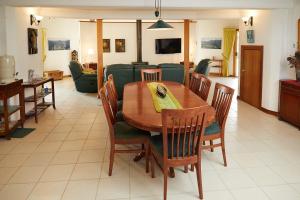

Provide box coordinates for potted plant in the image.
[287,51,300,81]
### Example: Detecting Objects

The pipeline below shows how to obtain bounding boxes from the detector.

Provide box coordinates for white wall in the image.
[41,18,80,75]
[5,6,43,80]
[239,9,291,112]
[194,19,239,75]
[79,22,196,66]
[0,6,6,55]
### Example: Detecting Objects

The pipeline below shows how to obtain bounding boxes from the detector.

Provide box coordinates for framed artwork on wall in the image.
[247,30,255,43]
[103,39,110,52]
[115,39,126,52]
[28,28,38,54]
[48,39,70,51]
[201,38,222,49]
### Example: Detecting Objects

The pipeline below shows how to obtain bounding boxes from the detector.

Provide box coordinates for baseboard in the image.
[259,107,278,116]
[237,96,278,116]
[209,73,222,77]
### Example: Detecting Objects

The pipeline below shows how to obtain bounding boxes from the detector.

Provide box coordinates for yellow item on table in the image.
[147,82,182,113]
[82,68,96,74]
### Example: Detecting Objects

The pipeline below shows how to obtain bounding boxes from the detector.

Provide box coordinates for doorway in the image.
[298,19,300,51]
[240,45,263,109]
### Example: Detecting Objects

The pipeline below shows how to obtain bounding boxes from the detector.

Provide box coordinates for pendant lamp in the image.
[147,0,173,30]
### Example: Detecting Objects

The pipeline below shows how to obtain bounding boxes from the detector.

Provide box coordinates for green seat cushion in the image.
[114,121,149,139]
[150,134,194,158]
[117,100,123,111]
[116,111,124,122]
[204,121,221,136]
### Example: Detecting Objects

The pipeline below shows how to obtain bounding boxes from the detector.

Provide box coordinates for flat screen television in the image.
[155,38,181,54]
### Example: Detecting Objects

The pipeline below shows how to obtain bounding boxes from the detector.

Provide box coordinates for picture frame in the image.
[115,39,126,52]
[48,39,70,51]
[103,39,110,53]
[201,38,222,49]
[247,30,255,43]
[28,28,38,54]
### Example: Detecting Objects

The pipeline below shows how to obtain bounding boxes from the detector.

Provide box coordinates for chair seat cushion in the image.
[150,134,194,158]
[205,121,221,136]
[117,100,123,110]
[116,111,124,121]
[114,121,149,140]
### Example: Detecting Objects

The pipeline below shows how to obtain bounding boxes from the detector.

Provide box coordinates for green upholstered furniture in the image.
[194,59,211,76]
[159,63,185,84]
[104,63,184,100]
[114,121,149,139]
[204,121,221,136]
[69,61,98,93]
[104,64,134,100]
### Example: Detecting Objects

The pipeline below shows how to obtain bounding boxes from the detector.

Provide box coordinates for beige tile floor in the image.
[0,77,300,200]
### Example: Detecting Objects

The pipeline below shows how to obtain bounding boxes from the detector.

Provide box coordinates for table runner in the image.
[147,82,182,112]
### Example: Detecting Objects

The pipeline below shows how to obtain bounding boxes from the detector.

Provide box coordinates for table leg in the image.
[51,79,56,109]
[169,167,175,178]
[133,152,145,162]
[33,87,38,123]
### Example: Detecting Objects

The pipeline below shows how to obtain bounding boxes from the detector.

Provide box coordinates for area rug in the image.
[10,128,35,138]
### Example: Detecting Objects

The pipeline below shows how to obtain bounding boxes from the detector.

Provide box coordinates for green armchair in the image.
[69,61,98,93]
[194,59,211,76]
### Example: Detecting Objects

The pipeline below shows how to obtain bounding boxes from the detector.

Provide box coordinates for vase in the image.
[296,68,300,82]
[0,55,15,83]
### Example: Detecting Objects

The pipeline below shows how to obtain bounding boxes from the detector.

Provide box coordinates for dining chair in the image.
[107,74,122,110]
[150,107,210,200]
[189,72,212,101]
[202,83,234,166]
[105,80,123,121]
[99,87,150,176]
[141,68,162,82]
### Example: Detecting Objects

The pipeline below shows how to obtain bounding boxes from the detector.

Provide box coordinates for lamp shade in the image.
[147,19,173,30]
[0,55,15,83]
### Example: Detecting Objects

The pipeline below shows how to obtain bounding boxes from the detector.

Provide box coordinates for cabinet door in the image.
[280,90,300,126]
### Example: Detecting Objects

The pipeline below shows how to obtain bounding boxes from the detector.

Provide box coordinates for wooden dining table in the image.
[123,81,215,177]
[123,81,215,132]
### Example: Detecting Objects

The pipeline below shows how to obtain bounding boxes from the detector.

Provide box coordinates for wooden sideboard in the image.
[278,80,300,129]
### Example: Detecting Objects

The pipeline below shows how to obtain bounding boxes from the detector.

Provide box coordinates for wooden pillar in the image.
[97,19,104,90]
[184,19,190,87]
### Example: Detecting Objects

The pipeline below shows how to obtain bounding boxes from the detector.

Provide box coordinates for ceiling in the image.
[0,0,295,9]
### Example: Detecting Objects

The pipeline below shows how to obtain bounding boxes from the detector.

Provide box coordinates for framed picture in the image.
[28,28,38,54]
[201,38,222,49]
[48,39,70,51]
[247,30,255,43]
[115,39,125,52]
[103,39,110,52]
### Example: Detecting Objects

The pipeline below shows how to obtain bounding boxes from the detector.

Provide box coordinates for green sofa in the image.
[69,61,98,93]
[104,63,184,100]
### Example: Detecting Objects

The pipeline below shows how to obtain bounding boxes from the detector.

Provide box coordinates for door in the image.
[298,19,300,51]
[240,45,263,108]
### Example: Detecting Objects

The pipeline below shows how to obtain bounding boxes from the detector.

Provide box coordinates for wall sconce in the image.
[30,14,43,26]
[242,16,253,26]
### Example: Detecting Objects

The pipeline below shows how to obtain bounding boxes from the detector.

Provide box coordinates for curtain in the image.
[41,28,47,64]
[222,28,236,77]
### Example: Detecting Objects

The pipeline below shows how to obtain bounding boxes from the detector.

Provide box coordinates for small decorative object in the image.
[247,30,255,43]
[28,28,38,54]
[201,38,222,49]
[156,84,167,98]
[0,55,16,83]
[48,39,70,51]
[242,16,254,26]
[287,51,300,81]
[103,39,110,52]
[71,50,78,61]
[115,39,125,52]
[28,69,34,82]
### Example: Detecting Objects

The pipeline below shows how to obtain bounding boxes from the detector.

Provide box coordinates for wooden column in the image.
[97,19,104,90]
[184,19,190,87]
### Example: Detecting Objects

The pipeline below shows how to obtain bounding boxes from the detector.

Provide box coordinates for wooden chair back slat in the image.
[108,74,118,100]
[211,83,234,130]
[161,107,209,160]
[99,87,116,141]
[141,69,162,82]
[189,72,211,101]
[105,81,118,117]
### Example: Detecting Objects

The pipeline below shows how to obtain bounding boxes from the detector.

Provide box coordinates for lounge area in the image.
[1,0,300,200]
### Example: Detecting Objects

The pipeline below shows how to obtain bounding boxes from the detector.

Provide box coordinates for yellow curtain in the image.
[41,28,47,63]
[222,28,236,77]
